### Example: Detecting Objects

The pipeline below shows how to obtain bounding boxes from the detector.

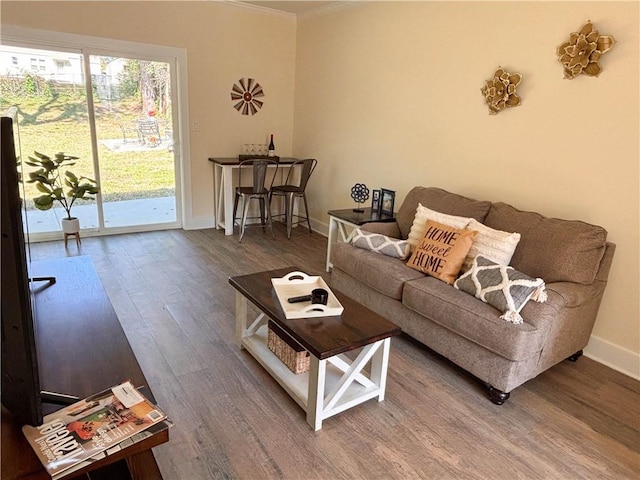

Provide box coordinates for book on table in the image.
[22,380,169,480]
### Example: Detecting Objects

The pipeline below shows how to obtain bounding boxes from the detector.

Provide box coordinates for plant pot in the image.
[61,217,80,234]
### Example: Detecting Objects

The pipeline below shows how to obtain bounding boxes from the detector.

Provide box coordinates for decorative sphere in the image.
[350,183,370,204]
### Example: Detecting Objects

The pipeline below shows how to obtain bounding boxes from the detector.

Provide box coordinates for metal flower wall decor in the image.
[557,21,616,79]
[481,67,523,115]
[230,78,264,115]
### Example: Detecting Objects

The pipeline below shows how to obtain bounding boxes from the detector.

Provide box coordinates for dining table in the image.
[208,157,301,236]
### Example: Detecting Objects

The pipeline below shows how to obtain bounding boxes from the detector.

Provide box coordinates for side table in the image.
[326,207,396,272]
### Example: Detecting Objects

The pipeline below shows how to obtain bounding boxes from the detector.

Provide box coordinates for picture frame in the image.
[371,189,381,213]
[380,189,395,216]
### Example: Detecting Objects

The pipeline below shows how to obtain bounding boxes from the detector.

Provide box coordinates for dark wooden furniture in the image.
[229,267,400,430]
[326,207,396,271]
[328,207,396,226]
[1,256,167,480]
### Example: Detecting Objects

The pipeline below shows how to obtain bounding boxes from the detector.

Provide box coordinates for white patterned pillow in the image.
[351,228,410,259]
[461,219,521,272]
[454,255,547,324]
[407,203,472,252]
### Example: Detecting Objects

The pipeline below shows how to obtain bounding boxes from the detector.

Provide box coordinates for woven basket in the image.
[267,321,310,374]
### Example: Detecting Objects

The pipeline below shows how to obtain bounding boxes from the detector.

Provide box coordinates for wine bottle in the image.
[268,134,275,157]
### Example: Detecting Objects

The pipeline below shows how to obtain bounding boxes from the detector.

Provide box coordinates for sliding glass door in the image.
[90,55,177,228]
[0,44,180,238]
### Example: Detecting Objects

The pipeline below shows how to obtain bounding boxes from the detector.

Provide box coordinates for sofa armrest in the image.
[522,280,605,329]
[545,281,604,309]
[521,278,609,367]
[361,221,401,238]
[595,242,616,282]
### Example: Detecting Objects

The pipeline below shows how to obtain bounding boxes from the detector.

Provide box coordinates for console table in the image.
[1,256,168,480]
[326,207,396,271]
[208,157,301,236]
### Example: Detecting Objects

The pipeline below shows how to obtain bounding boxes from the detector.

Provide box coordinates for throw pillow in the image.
[407,203,473,252]
[461,219,521,272]
[406,220,477,284]
[454,255,547,324]
[351,228,411,260]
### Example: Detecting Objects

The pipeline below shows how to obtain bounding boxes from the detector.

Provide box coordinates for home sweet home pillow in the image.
[406,220,477,284]
[407,203,472,253]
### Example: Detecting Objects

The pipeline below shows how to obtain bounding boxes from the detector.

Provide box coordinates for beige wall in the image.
[1,1,297,224]
[2,1,638,375]
[294,2,639,374]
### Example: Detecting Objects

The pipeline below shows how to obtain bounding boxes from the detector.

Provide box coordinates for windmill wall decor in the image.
[230,78,265,115]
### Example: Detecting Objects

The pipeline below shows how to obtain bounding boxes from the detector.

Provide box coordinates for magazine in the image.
[22,381,167,480]
[51,418,173,479]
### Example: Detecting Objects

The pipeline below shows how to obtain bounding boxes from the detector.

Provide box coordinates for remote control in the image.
[287,294,312,303]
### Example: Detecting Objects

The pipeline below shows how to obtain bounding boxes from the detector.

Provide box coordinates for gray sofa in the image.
[330,187,615,404]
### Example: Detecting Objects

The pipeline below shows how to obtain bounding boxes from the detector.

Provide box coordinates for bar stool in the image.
[270,158,317,239]
[232,159,278,242]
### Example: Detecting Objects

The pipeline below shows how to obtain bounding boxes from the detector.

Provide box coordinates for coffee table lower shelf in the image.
[240,320,390,431]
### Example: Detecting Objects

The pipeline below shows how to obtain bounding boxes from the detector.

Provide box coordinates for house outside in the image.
[0,45,126,100]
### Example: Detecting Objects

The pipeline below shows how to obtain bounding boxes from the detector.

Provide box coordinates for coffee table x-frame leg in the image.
[307,338,390,430]
[234,290,392,431]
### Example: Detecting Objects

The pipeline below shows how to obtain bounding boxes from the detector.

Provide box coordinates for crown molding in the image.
[297,1,365,19]
[225,1,361,20]
[225,1,297,19]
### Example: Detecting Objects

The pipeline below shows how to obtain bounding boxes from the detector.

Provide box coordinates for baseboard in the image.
[311,217,329,237]
[183,215,215,230]
[584,335,640,380]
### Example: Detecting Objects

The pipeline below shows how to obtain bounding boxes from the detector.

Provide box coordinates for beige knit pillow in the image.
[407,203,472,252]
[461,219,521,272]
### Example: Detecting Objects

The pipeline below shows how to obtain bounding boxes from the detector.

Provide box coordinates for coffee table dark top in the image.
[229,267,401,359]
[328,207,396,225]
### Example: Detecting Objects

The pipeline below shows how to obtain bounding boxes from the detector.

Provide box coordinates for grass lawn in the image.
[1,93,175,209]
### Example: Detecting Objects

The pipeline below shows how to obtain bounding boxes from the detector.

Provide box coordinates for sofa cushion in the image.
[407,203,472,252]
[402,276,546,361]
[351,228,410,259]
[332,242,424,300]
[484,202,607,284]
[406,220,477,285]
[454,255,547,324]
[396,187,492,239]
[462,219,521,272]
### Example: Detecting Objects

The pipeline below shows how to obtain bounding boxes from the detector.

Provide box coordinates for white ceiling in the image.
[240,1,343,15]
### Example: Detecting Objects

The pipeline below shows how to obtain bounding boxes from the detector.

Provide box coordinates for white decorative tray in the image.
[271,271,344,319]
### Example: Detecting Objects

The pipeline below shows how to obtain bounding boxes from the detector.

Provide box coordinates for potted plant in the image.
[25,151,100,234]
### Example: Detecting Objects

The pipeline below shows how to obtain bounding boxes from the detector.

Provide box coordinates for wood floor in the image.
[30,225,640,480]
